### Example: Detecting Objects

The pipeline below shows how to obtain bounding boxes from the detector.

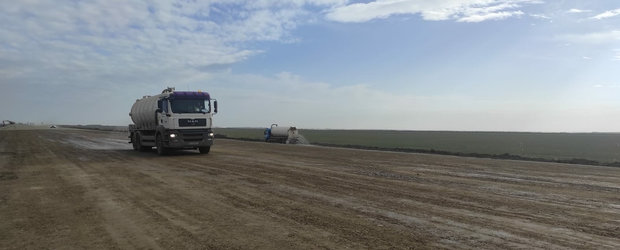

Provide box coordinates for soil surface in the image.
[1,128,620,249]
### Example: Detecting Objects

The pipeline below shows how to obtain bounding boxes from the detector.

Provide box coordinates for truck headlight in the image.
[208,132,214,137]
[169,133,177,138]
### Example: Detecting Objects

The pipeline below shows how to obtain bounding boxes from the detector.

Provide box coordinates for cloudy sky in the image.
[1,0,619,132]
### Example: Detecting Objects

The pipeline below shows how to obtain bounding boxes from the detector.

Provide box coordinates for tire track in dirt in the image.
[2,129,620,249]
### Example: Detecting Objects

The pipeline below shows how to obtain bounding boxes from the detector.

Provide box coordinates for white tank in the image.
[129,93,166,129]
[271,126,298,138]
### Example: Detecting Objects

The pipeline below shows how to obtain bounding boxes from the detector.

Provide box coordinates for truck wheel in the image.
[156,134,167,156]
[199,146,210,154]
[131,133,139,151]
[135,133,149,152]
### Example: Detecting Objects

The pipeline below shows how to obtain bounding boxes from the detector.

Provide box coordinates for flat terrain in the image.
[1,128,620,249]
[216,128,620,163]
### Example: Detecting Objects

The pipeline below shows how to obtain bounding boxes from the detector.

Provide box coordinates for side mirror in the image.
[214,100,218,113]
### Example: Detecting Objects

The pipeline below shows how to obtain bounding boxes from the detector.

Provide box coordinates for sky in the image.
[1,0,619,132]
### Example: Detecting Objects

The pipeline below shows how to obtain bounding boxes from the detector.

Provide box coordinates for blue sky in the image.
[1,0,619,131]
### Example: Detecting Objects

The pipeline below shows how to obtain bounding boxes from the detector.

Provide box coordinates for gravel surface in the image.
[1,128,620,249]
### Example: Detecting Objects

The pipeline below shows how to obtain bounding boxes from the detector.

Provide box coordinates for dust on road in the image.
[1,128,619,249]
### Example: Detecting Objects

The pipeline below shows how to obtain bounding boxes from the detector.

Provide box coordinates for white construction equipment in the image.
[264,124,299,144]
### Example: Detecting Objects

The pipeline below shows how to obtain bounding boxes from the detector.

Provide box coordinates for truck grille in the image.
[179,118,207,127]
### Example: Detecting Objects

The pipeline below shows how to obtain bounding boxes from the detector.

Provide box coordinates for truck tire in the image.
[199,146,210,154]
[134,133,149,152]
[132,133,139,151]
[156,134,167,156]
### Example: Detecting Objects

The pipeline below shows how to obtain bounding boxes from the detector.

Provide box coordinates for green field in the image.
[214,128,620,164]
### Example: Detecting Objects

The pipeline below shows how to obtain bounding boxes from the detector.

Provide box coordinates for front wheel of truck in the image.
[156,134,167,156]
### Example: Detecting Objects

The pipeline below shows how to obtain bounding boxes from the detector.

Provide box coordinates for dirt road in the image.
[1,128,620,249]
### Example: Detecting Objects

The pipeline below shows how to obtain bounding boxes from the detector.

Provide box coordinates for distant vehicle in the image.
[2,120,15,127]
[264,124,298,143]
[128,87,218,155]
[50,125,57,128]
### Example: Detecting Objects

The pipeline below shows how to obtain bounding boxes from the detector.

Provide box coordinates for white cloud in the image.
[558,30,620,44]
[529,13,550,19]
[0,0,347,89]
[567,8,591,14]
[459,11,524,22]
[591,8,620,20]
[325,0,539,23]
[0,0,346,125]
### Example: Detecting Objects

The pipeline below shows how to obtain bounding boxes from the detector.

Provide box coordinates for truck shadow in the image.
[122,149,208,158]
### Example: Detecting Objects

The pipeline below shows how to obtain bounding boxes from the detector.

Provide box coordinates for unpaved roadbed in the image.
[1,129,620,249]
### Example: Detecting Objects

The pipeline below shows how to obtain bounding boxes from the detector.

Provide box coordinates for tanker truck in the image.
[128,87,217,155]
[264,124,298,144]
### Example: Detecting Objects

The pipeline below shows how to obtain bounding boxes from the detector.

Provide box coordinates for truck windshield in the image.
[170,99,210,113]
